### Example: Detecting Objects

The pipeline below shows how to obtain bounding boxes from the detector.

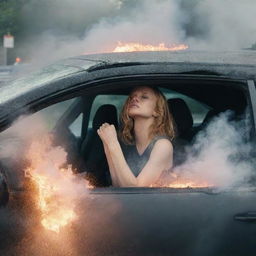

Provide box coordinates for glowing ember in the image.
[113,42,188,52]
[25,135,91,233]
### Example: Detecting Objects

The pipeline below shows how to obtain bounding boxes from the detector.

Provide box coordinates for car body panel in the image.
[74,188,256,256]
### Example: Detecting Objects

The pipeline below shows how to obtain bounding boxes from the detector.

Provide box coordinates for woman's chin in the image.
[128,113,151,119]
[128,110,139,117]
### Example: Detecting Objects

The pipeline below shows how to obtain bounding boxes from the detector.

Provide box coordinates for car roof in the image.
[72,50,256,66]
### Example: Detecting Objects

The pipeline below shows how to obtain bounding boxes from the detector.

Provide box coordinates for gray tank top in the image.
[120,136,170,177]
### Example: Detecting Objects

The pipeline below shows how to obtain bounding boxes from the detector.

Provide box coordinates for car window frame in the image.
[0,75,253,192]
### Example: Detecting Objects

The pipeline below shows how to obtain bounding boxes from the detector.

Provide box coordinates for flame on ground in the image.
[25,135,91,233]
[113,42,188,52]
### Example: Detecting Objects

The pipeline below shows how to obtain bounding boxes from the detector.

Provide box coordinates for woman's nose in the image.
[131,95,139,102]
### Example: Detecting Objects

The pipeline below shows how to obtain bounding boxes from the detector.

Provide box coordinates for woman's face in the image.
[127,87,158,119]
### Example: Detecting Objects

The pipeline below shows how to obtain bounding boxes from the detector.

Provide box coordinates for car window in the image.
[88,91,210,128]
[161,88,211,125]
[69,113,83,137]
[88,95,127,128]
[31,98,77,131]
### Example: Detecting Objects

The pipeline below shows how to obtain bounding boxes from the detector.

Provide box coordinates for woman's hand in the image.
[97,123,118,146]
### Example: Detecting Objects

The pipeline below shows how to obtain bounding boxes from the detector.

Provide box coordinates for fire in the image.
[25,135,91,233]
[153,171,214,188]
[28,166,77,233]
[165,181,213,188]
[113,42,188,52]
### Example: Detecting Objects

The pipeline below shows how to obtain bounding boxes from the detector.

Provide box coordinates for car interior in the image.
[36,78,250,187]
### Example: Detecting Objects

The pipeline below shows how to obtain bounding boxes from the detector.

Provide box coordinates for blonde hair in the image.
[119,86,175,144]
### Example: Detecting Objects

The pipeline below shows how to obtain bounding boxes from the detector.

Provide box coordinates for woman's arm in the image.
[98,124,137,186]
[102,142,120,187]
[98,124,173,187]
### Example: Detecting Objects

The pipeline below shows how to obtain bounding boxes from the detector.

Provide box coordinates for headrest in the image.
[202,109,220,125]
[167,98,193,136]
[93,104,118,131]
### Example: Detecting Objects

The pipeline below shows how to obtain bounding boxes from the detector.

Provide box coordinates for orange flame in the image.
[113,42,188,52]
[25,135,92,233]
[28,166,77,233]
[152,171,214,188]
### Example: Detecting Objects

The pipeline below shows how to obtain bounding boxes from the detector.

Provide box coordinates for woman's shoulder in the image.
[152,135,173,145]
[154,137,173,149]
[149,137,173,161]
[149,135,173,152]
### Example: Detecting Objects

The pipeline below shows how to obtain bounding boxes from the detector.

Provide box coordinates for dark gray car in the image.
[0,50,256,256]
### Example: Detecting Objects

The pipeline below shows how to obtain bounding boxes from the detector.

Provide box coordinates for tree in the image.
[0,0,21,43]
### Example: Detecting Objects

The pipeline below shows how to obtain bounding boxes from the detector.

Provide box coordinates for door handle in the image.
[234,212,256,222]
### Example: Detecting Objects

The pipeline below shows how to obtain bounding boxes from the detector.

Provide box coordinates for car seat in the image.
[167,98,193,141]
[81,104,118,186]
[167,98,193,166]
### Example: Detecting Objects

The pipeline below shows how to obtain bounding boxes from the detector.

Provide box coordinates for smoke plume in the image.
[17,0,256,68]
[166,110,255,189]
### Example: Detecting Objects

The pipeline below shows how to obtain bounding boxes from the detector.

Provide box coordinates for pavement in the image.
[0,66,13,84]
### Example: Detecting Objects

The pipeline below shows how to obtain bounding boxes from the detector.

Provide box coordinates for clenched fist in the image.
[97,123,118,146]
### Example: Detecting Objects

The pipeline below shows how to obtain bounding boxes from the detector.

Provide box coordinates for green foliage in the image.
[0,0,21,42]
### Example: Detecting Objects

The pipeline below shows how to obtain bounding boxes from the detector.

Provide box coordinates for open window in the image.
[24,76,251,189]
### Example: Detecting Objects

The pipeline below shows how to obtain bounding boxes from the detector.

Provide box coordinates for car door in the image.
[57,79,256,256]
[71,79,256,256]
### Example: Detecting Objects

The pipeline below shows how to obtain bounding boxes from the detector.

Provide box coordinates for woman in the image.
[97,86,175,187]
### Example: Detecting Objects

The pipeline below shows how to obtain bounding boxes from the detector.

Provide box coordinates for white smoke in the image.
[186,0,256,50]
[18,0,256,69]
[0,114,89,222]
[169,110,254,189]
[0,115,48,159]
[81,0,186,53]
[0,114,120,255]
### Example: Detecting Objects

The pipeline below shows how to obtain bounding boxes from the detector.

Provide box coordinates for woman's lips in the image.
[129,103,139,108]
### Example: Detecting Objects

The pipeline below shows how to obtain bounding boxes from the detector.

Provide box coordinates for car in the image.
[0,50,256,255]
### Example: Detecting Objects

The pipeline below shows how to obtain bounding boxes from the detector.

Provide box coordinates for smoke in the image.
[165,110,255,189]
[17,0,256,68]
[0,115,48,159]
[0,113,123,255]
[0,113,90,227]
[185,0,256,50]
[18,0,126,66]
[0,111,90,187]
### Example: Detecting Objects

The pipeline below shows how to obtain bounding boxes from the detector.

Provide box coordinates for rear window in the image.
[161,88,211,125]
[88,95,127,128]
[88,89,210,128]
